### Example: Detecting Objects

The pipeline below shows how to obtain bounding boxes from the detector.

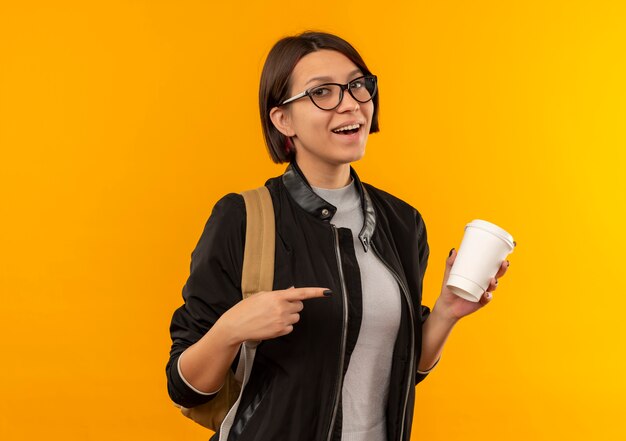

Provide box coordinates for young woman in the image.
[166,31,510,441]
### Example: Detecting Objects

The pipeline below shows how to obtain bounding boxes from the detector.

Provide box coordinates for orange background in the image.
[1,1,625,440]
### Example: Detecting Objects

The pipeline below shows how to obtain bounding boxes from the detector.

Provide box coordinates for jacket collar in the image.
[282,161,376,252]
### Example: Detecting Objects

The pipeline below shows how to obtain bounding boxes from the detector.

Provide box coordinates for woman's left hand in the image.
[434,248,511,321]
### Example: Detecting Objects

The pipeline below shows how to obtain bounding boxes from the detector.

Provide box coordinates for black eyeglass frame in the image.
[279,75,378,111]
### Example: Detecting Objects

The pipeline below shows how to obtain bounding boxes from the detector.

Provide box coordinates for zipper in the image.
[370,242,415,441]
[326,225,349,441]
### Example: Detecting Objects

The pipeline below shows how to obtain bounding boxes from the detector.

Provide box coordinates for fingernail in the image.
[495,279,499,285]
[486,292,492,300]
[507,260,510,267]
[448,248,455,257]
[323,289,333,296]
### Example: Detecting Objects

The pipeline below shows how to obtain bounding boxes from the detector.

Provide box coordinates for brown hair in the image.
[259,31,380,163]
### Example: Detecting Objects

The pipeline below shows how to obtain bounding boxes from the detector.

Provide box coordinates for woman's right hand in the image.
[218,287,332,344]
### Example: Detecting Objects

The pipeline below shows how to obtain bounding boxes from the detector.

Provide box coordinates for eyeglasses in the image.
[279,75,377,111]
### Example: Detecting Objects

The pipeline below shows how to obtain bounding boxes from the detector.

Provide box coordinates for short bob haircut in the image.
[259,31,380,164]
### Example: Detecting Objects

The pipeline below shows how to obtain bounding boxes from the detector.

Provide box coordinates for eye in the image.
[311,87,331,97]
[350,78,365,89]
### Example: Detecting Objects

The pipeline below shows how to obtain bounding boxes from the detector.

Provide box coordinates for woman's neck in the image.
[295,157,351,189]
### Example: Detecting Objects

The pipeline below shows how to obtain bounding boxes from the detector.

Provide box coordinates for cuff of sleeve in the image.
[417,355,441,375]
[177,350,224,396]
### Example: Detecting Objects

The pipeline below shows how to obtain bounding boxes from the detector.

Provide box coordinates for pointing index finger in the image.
[283,287,332,300]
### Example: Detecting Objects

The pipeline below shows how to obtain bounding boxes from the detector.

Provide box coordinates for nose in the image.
[337,88,360,112]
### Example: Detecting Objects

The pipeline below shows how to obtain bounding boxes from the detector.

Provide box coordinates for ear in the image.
[269,106,295,138]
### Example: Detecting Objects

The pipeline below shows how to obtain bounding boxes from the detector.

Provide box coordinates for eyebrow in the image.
[305,68,363,86]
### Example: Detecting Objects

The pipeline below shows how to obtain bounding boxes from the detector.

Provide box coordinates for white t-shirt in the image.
[312,179,402,441]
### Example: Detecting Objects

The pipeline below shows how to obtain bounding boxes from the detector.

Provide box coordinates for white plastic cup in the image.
[446,219,515,302]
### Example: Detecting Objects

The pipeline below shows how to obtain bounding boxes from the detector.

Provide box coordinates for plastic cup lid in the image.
[466,219,515,250]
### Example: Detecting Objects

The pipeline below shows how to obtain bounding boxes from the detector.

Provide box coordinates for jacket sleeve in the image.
[413,210,438,385]
[166,193,246,408]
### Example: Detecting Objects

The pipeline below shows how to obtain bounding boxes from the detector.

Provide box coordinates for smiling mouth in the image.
[332,124,361,135]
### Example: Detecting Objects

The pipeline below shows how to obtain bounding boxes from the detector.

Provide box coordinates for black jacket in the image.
[167,162,432,441]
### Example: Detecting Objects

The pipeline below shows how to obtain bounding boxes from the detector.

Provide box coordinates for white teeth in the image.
[333,123,360,133]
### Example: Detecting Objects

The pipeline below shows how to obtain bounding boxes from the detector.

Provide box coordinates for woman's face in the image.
[271,50,374,169]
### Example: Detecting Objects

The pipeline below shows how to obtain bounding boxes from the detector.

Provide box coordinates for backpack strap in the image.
[177,186,276,435]
[218,186,275,441]
[240,186,275,298]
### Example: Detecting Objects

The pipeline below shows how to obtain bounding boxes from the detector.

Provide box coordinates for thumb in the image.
[443,248,456,281]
